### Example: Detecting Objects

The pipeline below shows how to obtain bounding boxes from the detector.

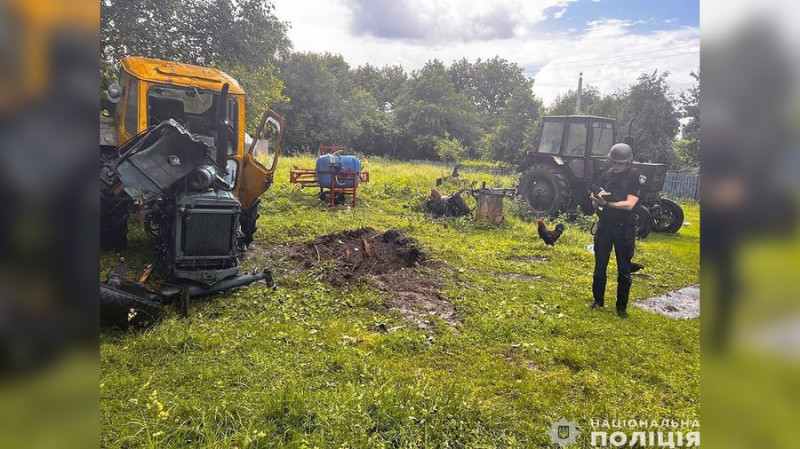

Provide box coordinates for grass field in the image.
[100,156,700,448]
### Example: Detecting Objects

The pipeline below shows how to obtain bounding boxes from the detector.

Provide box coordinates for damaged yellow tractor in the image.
[100,56,284,327]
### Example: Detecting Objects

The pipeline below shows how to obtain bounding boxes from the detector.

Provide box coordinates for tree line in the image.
[101,0,699,168]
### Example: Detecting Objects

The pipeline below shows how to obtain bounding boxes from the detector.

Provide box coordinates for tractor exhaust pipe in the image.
[624,115,636,148]
[576,72,583,115]
[215,83,230,173]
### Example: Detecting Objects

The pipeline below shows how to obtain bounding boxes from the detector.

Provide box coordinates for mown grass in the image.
[101,156,699,448]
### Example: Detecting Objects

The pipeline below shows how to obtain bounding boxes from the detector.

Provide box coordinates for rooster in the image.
[536,220,565,246]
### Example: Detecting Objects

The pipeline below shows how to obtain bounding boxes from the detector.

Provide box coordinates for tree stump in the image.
[475,190,505,225]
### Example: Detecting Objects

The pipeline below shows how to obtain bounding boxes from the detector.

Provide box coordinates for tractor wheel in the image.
[651,198,684,234]
[100,146,132,250]
[519,164,570,217]
[238,198,261,249]
[101,185,132,250]
[633,204,653,239]
[100,283,164,329]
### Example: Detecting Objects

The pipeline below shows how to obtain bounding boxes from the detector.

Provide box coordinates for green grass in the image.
[101,156,699,448]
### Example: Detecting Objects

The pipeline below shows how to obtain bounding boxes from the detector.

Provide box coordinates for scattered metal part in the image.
[137,263,154,284]
[161,268,276,298]
[179,288,190,318]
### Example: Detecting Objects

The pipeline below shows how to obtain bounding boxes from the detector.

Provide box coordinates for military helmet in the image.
[608,143,633,163]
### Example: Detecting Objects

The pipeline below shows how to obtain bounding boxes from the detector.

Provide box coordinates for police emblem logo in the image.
[548,418,580,446]
[639,174,647,185]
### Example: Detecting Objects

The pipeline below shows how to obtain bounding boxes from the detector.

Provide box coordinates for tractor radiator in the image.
[173,190,241,282]
[182,212,235,256]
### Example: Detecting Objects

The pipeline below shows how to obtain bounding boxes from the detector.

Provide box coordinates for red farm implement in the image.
[290,145,370,206]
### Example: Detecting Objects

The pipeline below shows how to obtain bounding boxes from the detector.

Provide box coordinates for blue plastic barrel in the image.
[315,154,362,188]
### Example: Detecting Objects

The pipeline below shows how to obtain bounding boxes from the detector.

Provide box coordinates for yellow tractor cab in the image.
[101,56,284,279]
[102,56,283,212]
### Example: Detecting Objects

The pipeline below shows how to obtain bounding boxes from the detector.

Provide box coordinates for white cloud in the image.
[531,26,700,105]
[271,0,700,105]
[339,0,578,42]
[553,8,568,19]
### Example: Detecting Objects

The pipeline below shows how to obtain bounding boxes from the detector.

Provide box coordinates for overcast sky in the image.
[270,0,699,106]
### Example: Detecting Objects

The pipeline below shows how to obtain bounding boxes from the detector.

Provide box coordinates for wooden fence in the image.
[663,171,700,200]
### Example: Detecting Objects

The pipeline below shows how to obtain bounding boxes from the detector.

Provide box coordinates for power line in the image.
[527,43,698,68]
[526,50,699,74]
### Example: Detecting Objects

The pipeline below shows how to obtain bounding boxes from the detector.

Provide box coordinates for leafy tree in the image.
[621,71,680,164]
[102,0,289,70]
[394,60,481,159]
[276,52,360,152]
[101,0,291,114]
[223,64,287,133]
[546,86,604,116]
[448,57,532,127]
[481,85,543,164]
[352,64,408,111]
[349,91,401,156]
[677,70,700,168]
[672,138,697,170]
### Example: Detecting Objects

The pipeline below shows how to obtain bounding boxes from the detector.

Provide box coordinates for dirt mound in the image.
[264,228,459,327]
[279,227,426,287]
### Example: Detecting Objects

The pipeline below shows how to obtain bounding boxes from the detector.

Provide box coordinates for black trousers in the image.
[592,221,636,310]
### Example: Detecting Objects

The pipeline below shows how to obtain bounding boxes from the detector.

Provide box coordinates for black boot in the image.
[616,308,629,318]
[590,301,604,309]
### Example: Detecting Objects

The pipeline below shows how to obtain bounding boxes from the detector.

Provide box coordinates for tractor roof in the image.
[120,56,244,95]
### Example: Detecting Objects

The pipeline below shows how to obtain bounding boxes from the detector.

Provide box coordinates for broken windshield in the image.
[147,85,238,154]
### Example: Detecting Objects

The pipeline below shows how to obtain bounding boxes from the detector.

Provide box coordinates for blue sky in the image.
[540,0,699,34]
[271,0,700,105]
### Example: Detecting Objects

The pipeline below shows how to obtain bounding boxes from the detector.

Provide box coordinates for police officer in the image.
[589,143,642,318]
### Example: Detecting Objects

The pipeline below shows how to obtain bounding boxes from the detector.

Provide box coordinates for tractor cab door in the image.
[588,120,616,179]
[237,110,285,209]
[562,117,590,180]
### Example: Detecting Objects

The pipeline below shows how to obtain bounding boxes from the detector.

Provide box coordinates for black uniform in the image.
[592,166,642,312]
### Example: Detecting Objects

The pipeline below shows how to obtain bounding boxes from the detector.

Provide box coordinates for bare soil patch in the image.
[258,227,424,286]
[492,273,543,282]
[372,267,460,327]
[257,228,459,327]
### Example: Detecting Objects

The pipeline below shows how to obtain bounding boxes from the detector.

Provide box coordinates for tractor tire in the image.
[100,283,164,329]
[651,198,684,234]
[633,204,653,239]
[100,146,132,250]
[519,164,570,217]
[238,198,260,249]
[100,179,132,251]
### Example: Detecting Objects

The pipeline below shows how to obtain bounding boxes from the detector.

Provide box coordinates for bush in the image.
[435,135,467,164]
